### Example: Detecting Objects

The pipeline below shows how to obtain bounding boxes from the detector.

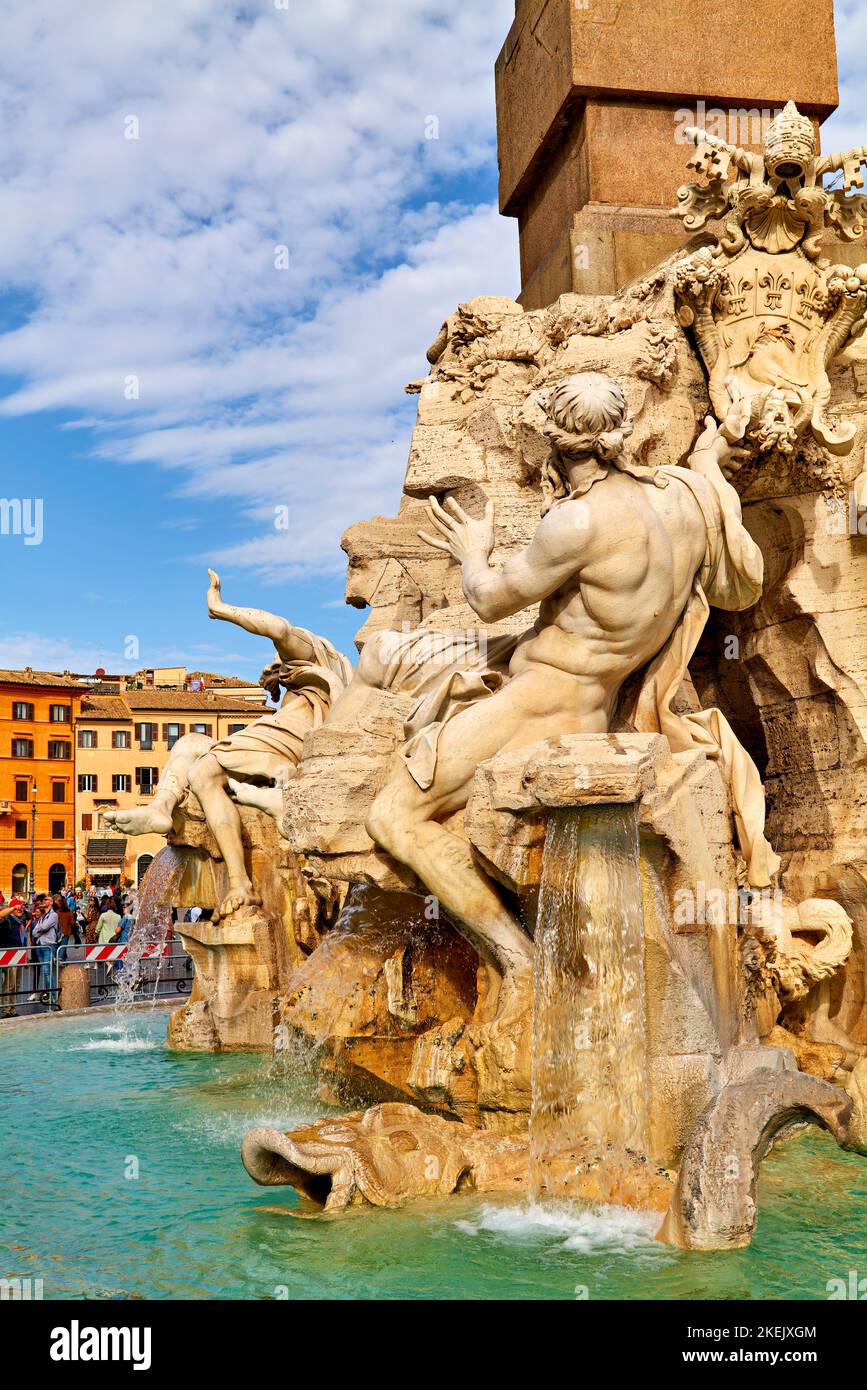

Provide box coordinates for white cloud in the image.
[0,628,264,677]
[0,0,517,584]
[2,0,863,606]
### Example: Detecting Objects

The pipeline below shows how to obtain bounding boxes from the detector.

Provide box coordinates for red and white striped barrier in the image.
[0,948,28,966]
[79,943,171,963]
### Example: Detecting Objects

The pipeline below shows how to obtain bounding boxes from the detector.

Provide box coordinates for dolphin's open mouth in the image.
[241,1127,336,1210]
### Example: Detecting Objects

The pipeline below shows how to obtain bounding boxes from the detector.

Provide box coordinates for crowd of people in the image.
[0,887,137,1016]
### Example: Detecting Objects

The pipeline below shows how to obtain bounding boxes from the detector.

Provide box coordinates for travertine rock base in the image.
[242,1102,674,1216]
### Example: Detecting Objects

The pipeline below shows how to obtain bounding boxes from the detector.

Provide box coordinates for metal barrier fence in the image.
[0,941,194,1016]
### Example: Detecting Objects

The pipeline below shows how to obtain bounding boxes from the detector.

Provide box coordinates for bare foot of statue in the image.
[214,881,263,921]
[226,778,283,818]
[102,804,174,836]
[472,961,533,1038]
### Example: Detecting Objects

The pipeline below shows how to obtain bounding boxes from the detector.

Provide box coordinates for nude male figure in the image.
[104,570,352,918]
[365,372,760,1024]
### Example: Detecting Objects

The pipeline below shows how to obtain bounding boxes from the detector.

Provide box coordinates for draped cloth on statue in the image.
[400,632,519,790]
[621,464,780,888]
[211,628,354,772]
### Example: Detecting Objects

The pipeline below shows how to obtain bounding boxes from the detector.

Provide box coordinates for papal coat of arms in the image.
[672,102,867,457]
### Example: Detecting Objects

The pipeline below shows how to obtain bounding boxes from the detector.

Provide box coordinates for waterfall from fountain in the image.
[529,804,649,1200]
[114,845,185,1012]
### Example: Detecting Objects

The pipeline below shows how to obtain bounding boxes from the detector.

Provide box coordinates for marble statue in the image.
[104,570,353,917]
[116,82,866,1254]
[364,371,777,1025]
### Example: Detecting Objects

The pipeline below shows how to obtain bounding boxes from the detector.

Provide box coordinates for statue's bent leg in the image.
[102,733,215,835]
[367,674,587,1020]
[188,750,263,917]
[368,762,531,1022]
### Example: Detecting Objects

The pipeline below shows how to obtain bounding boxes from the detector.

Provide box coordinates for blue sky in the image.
[1,0,865,680]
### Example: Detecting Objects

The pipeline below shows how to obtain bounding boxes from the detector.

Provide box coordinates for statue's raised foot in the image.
[213,881,262,921]
[102,802,174,836]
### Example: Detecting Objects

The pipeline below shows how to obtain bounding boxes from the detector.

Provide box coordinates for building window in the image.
[135,767,160,793]
[165,722,183,749]
[12,738,34,758]
[190,723,213,737]
[136,722,156,750]
[48,863,66,892]
[51,820,64,839]
[47,741,71,760]
[12,701,34,721]
[14,820,27,839]
[11,864,28,895]
[228,723,246,735]
[78,774,98,793]
[112,730,131,749]
[14,780,28,801]
[77,729,98,749]
[137,854,154,886]
[112,774,132,793]
[52,783,65,803]
[82,813,93,831]
[49,704,71,723]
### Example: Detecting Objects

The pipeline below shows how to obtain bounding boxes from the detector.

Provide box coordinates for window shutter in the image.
[135,767,141,784]
[162,724,169,741]
[135,723,142,741]
[177,723,185,736]
[82,814,92,831]
[205,723,212,738]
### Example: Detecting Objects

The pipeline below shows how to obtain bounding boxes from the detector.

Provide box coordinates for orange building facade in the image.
[0,670,87,897]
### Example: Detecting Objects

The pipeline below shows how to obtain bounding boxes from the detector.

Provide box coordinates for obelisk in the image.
[496,0,840,307]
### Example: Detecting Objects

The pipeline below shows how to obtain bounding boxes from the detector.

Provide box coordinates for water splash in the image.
[530,805,649,1199]
[113,846,185,1013]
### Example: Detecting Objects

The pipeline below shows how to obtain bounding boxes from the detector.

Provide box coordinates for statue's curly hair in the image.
[543,372,633,461]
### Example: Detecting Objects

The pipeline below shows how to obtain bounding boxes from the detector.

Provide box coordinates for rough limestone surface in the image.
[166,800,330,1052]
[659,1068,852,1250]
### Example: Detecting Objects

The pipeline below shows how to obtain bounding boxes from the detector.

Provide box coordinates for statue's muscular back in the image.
[510,469,709,701]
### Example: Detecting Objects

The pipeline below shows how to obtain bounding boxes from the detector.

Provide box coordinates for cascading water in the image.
[529,804,649,1201]
[113,845,185,1012]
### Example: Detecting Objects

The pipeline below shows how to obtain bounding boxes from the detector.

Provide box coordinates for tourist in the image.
[56,894,81,948]
[29,895,60,1001]
[83,897,101,943]
[0,902,25,1016]
[96,901,122,945]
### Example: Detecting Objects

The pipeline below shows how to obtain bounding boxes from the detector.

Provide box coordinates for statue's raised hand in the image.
[692,415,750,480]
[206,567,225,618]
[418,496,495,564]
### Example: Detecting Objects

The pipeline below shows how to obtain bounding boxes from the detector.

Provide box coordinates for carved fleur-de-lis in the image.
[795,280,827,321]
[759,270,792,310]
[724,273,753,315]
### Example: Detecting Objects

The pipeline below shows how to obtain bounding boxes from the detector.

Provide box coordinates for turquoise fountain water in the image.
[1,1010,865,1298]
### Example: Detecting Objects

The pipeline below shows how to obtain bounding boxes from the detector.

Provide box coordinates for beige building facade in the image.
[74,688,265,885]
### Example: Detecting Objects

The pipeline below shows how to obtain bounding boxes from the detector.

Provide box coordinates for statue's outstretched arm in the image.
[205,569,316,661]
[817,146,867,191]
[419,496,584,623]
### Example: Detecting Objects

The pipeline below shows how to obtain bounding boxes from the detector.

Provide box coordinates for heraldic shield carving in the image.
[672,102,867,459]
